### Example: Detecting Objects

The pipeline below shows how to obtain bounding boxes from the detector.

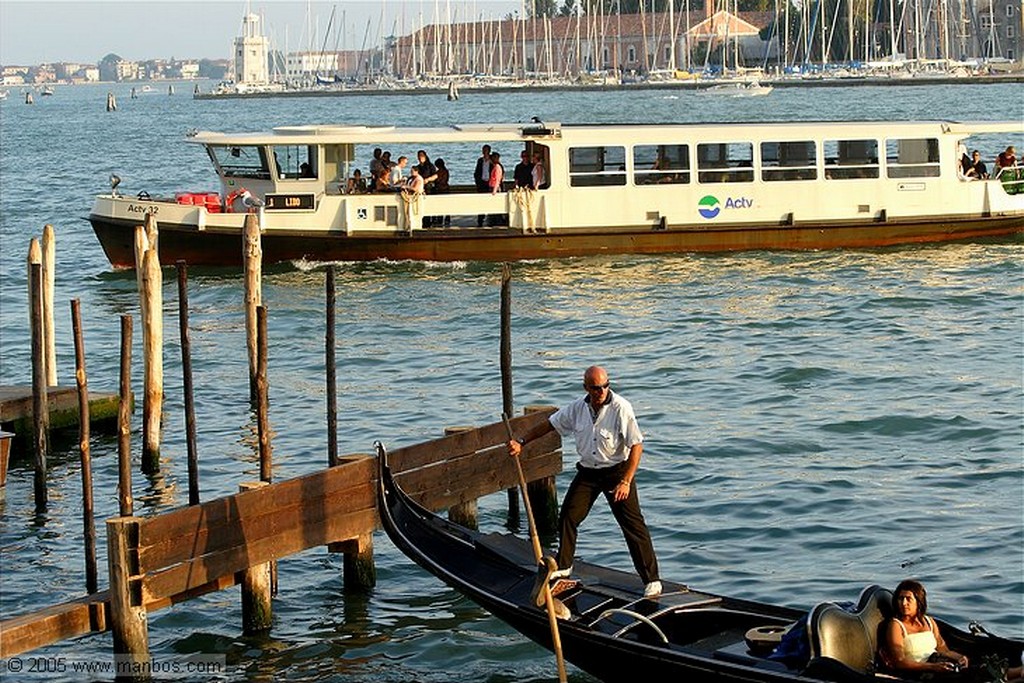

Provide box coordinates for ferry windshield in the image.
[208,145,272,180]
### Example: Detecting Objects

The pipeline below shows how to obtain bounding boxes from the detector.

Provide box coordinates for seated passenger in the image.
[879,579,969,677]
[345,169,367,194]
[299,162,315,178]
[996,145,1017,169]
[964,151,988,180]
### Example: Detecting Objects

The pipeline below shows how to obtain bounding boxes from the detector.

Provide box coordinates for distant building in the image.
[232,12,270,84]
[976,0,1022,61]
[284,50,363,82]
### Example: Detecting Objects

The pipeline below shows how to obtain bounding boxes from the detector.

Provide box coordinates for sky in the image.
[0,0,521,66]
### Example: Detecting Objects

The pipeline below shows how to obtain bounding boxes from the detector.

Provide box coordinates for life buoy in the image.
[224,187,247,212]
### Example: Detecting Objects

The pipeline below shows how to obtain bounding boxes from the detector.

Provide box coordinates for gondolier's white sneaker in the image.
[550,565,573,580]
[644,580,663,597]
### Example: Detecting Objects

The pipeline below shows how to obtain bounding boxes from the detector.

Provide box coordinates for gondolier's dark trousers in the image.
[557,461,659,585]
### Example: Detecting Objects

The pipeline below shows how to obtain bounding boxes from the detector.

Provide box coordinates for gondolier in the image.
[508,365,662,597]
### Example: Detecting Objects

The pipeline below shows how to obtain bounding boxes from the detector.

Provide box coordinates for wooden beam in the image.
[0,593,109,659]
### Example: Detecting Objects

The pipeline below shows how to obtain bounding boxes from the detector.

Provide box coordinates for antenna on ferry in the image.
[110,174,121,197]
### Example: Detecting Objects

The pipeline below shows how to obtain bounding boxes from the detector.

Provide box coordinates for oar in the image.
[503,413,568,683]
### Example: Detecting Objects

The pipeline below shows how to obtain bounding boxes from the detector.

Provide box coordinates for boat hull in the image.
[89,212,1023,268]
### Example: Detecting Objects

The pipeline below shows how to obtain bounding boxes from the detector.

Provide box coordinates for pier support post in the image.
[525,405,559,535]
[500,264,520,527]
[135,217,162,474]
[339,533,376,592]
[27,239,48,510]
[72,300,100,596]
[176,262,200,505]
[444,426,479,530]
[106,516,150,681]
[243,214,262,405]
[42,225,57,386]
[239,481,273,634]
[325,266,338,468]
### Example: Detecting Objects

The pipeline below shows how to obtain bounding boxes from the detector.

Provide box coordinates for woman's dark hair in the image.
[893,579,928,618]
[435,158,446,169]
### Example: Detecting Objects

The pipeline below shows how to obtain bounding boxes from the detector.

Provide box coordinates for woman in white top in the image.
[880,579,969,675]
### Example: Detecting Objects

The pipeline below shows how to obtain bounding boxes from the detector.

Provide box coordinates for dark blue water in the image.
[0,81,1021,682]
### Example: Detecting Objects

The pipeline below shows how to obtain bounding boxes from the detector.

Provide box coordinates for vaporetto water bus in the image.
[89,119,1024,268]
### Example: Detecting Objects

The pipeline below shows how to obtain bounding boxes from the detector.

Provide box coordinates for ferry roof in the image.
[185,119,1024,146]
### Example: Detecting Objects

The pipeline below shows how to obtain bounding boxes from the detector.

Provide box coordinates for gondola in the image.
[376,444,1022,682]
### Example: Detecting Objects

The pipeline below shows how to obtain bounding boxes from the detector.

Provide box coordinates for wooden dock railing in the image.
[0,409,560,660]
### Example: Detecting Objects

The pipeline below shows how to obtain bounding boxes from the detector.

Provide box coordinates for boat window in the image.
[885,138,940,178]
[569,146,627,187]
[761,141,817,181]
[697,142,754,183]
[273,145,317,180]
[823,139,880,179]
[208,145,272,180]
[633,144,690,185]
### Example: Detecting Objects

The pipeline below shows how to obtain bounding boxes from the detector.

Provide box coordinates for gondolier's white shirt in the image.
[549,391,643,469]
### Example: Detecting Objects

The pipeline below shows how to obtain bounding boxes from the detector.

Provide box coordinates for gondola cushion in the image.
[805,585,893,675]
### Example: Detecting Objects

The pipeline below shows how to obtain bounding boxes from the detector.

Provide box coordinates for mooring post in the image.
[42,224,57,386]
[176,262,200,505]
[71,300,99,596]
[256,306,272,483]
[27,239,48,511]
[500,263,520,526]
[136,216,163,474]
[239,480,273,633]
[118,315,134,517]
[524,405,560,534]
[243,214,262,405]
[444,426,480,529]
[106,516,150,681]
[325,266,339,468]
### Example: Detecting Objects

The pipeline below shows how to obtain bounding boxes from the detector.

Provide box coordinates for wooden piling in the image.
[256,305,272,483]
[239,480,273,633]
[136,216,163,473]
[243,214,262,404]
[326,266,338,468]
[176,262,200,505]
[42,225,57,386]
[500,263,519,524]
[339,533,376,592]
[28,240,48,510]
[106,517,150,680]
[71,300,99,595]
[444,426,479,529]
[118,315,134,518]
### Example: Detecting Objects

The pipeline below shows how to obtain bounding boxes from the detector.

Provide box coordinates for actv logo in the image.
[698,195,754,219]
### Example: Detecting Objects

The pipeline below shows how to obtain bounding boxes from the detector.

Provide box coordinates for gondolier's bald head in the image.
[583,366,610,400]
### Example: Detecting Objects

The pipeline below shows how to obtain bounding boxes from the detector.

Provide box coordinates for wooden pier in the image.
[0,385,120,454]
[0,410,561,660]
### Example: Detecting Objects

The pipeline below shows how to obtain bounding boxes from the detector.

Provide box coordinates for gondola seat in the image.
[804,585,893,679]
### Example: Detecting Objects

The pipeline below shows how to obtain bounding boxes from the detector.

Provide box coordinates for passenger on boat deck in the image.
[390,156,409,189]
[404,166,425,195]
[369,147,383,178]
[488,152,505,195]
[474,144,493,226]
[415,150,436,192]
[996,146,1017,169]
[431,158,450,194]
[372,164,391,193]
[964,150,988,180]
[345,169,367,194]
[531,152,546,189]
[299,162,314,178]
[878,579,969,676]
[513,150,534,188]
[506,366,662,598]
